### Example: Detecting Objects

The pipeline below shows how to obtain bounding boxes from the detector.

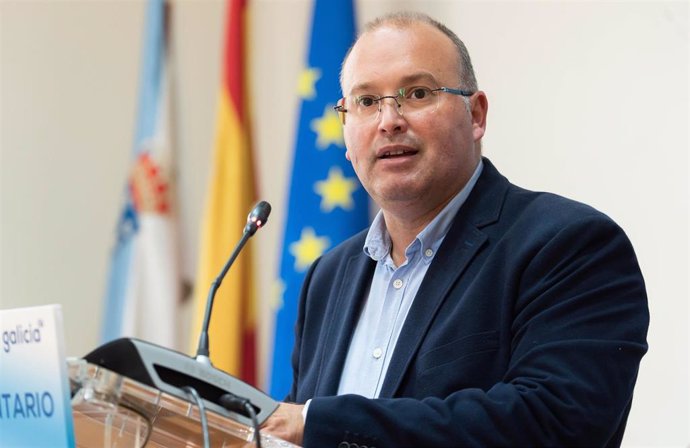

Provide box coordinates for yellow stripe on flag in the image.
[191,83,257,380]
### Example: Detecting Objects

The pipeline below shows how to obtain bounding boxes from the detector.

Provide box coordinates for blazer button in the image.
[338,442,350,448]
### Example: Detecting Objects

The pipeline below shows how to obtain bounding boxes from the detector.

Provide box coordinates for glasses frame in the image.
[333,87,474,125]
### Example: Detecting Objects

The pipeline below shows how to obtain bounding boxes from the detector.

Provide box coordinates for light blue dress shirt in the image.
[336,160,484,398]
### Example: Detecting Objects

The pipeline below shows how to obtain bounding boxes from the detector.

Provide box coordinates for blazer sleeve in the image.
[301,213,649,448]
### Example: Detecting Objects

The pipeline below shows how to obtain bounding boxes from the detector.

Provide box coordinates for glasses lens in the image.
[353,95,380,122]
[403,87,439,117]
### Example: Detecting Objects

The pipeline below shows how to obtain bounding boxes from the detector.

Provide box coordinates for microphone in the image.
[83,200,278,428]
[195,200,271,364]
[245,200,271,236]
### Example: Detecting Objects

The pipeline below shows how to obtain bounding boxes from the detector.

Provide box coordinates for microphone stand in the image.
[195,230,252,365]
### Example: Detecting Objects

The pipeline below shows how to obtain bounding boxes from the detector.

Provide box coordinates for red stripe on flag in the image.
[224,0,247,123]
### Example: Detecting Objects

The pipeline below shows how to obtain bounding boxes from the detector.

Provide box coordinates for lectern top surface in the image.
[69,358,298,448]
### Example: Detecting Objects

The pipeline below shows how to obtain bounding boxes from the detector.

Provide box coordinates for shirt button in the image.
[372,347,383,359]
[425,248,434,257]
[393,279,403,289]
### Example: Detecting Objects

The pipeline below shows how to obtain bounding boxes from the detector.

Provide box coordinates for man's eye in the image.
[409,87,431,100]
[357,96,377,107]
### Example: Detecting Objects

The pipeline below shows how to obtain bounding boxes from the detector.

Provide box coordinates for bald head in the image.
[340,12,478,93]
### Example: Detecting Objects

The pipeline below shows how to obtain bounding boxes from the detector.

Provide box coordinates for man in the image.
[264,12,648,447]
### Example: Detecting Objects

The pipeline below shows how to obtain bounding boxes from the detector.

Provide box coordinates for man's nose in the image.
[377,97,407,134]
[378,96,403,115]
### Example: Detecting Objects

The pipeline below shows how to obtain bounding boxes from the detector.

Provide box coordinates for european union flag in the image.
[269,0,368,399]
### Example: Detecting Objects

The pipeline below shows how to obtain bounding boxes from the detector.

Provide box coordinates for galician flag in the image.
[101,0,182,349]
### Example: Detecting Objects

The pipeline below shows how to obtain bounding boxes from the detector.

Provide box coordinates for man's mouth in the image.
[379,149,417,159]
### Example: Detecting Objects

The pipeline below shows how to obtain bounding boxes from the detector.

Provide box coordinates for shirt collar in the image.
[364,159,484,262]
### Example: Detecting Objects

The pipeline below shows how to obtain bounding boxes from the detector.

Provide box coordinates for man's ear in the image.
[344,134,352,161]
[470,91,488,142]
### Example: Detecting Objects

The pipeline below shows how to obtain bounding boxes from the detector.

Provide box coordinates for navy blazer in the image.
[287,158,649,447]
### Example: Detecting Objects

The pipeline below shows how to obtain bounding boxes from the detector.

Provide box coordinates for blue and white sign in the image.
[0,305,75,447]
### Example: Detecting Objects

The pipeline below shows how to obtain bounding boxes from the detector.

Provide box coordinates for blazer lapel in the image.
[378,158,508,397]
[377,223,487,397]
[314,252,376,396]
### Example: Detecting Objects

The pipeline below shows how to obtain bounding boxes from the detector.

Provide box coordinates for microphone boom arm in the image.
[195,230,252,362]
[195,200,271,364]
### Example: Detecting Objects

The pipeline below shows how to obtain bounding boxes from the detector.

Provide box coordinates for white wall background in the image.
[1,1,687,446]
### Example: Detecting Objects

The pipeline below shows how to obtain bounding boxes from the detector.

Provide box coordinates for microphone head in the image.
[244,201,271,235]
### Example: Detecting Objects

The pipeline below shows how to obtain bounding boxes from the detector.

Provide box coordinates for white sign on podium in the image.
[0,304,75,447]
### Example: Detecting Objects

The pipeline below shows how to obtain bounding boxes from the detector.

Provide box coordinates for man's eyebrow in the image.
[347,72,441,95]
[348,81,374,95]
[399,72,439,86]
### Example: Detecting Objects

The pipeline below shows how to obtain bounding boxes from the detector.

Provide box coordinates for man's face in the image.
[341,22,487,215]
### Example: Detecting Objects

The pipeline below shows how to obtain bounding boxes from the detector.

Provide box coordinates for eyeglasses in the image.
[333,86,474,125]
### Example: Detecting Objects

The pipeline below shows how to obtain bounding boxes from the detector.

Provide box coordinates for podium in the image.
[68,358,297,447]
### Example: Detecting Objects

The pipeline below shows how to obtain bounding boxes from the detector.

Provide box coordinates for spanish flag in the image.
[191,0,257,384]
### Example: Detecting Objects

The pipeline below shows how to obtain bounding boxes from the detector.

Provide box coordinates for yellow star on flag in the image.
[297,67,321,100]
[311,105,344,149]
[289,227,330,272]
[314,166,359,212]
